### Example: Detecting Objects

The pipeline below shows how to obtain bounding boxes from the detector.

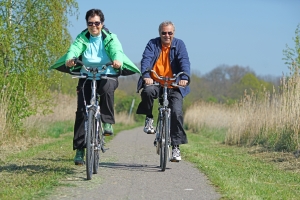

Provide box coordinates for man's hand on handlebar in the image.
[178,80,188,87]
[144,77,154,85]
[144,78,188,87]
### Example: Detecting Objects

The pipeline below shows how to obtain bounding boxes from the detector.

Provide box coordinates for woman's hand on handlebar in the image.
[66,59,76,67]
[144,77,154,85]
[112,60,122,69]
[65,59,121,68]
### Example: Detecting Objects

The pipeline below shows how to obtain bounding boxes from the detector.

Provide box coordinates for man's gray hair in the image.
[158,21,175,33]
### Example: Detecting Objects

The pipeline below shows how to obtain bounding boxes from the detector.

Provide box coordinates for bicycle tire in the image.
[86,109,95,180]
[157,112,163,168]
[166,109,172,161]
[93,120,102,174]
[160,110,169,171]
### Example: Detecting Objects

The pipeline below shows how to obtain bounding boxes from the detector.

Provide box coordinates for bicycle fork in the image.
[154,108,163,146]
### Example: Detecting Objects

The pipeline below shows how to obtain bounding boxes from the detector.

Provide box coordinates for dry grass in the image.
[224,73,300,150]
[0,92,134,152]
[184,72,300,173]
[24,92,76,126]
[115,111,135,125]
[23,93,134,126]
[185,67,300,152]
[184,101,237,131]
[247,146,300,173]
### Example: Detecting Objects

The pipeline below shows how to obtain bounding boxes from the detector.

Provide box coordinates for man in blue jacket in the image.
[136,21,191,161]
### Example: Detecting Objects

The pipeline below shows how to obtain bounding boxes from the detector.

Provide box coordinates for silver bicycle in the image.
[70,58,121,180]
[149,70,190,171]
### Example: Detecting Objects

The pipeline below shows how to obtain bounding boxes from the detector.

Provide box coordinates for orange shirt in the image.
[151,45,173,87]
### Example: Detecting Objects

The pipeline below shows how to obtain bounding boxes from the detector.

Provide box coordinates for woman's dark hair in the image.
[85,9,105,23]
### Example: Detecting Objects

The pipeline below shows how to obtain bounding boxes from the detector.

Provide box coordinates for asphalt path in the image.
[47,126,221,200]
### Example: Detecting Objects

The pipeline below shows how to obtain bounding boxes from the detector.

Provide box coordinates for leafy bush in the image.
[0,1,78,133]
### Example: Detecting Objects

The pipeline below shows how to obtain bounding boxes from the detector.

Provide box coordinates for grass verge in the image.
[182,127,300,200]
[3,123,299,200]
[0,121,142,200]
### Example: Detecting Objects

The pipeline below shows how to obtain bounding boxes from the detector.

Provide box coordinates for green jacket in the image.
[49,28,141,75]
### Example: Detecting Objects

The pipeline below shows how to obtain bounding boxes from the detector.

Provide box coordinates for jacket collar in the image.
[156,37,176,49]
[83,26,111,40]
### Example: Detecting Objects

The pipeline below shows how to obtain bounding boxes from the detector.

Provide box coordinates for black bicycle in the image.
[70,58,121,180]
[149,70,190,171]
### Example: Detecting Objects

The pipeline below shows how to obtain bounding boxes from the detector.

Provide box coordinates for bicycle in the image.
[70,58,121,180]
[147,70,190,171]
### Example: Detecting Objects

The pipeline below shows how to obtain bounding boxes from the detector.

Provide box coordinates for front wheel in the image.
[93,120,103,174]
[86,109,96,180]
[160,110,170,171]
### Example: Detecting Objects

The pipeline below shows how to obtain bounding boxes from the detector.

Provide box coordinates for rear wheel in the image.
[86,109,95,180]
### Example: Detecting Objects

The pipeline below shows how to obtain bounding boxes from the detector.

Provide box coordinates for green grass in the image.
[181,127,300,200]
[2,123,300,199]
[0,121,142,200]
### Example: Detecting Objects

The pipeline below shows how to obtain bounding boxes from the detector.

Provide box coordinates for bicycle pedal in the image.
[101,147,109,153]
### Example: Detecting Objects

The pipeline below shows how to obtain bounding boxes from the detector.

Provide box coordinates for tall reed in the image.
[185,65,300,152]
[1,92,134,149]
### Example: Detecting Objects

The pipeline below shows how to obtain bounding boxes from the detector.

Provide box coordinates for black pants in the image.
[73,78,118,150]
[136,85,188,146]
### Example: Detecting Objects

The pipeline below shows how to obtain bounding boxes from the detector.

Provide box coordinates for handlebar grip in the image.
[104,62,113,66]
[73,57,84,66]
[72,58,122,77]
[101,62,122,77]
[178,72,191,86]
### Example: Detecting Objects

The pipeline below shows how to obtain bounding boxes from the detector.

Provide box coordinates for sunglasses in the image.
[161,31,173,36]
[87,21,101,26]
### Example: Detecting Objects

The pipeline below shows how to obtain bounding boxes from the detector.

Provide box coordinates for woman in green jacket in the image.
[50,9,140,165]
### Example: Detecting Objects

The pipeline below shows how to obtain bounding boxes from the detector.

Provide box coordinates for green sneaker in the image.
[103,123,113,136]
[74,149,85,165]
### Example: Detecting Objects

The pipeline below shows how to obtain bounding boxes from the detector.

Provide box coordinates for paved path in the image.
[48,127,221,200]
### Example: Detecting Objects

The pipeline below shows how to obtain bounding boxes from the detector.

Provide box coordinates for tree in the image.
[202,65,254,102]
[0,0,78,129]
[229,73,273,100]
[283,23,300,74]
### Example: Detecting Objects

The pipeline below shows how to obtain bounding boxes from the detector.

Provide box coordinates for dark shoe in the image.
[103,123,113,136]
[143,117,155,134]
[74,149,85,165]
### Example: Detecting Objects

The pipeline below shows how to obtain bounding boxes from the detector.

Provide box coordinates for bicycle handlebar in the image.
[69,57,122,78]
[143,69,191,88]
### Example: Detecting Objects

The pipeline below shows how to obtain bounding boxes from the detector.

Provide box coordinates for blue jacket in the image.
[137,37,191,97]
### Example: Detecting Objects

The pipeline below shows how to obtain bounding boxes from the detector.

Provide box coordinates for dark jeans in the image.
[136,85,188,146]
[73,78,118,150]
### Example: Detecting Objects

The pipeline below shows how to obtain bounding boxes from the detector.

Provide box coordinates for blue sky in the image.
[68,0,300,77]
